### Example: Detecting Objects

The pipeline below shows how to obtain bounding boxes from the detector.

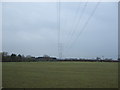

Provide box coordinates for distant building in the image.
[36,56,56,61]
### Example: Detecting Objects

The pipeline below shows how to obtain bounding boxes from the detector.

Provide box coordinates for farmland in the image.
[2,62,118,88]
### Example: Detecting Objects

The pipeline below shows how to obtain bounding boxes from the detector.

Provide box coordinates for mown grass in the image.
[2,62,118,88]
[0,62,2,88]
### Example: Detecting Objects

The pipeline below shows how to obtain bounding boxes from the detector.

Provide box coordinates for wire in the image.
[64,1,88,48]
[63,2,81,43]
[65,1,100,52]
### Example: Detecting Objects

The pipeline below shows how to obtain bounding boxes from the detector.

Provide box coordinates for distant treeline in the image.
[0,52,119,62]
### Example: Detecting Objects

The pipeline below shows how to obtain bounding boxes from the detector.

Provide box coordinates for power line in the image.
[69,2,100,49]
[65,1,100,52]
[64,1,88,48]
[60,2,87,58]
[63,2,81,44]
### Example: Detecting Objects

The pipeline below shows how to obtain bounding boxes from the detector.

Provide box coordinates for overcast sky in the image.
[2,2,118,59]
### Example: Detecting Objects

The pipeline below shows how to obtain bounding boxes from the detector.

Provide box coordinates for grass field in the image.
[0,62,2,88]
[2,62,118,88]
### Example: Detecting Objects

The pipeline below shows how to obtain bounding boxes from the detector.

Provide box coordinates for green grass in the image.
[0,62,2,88]
[2,62,118,88]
